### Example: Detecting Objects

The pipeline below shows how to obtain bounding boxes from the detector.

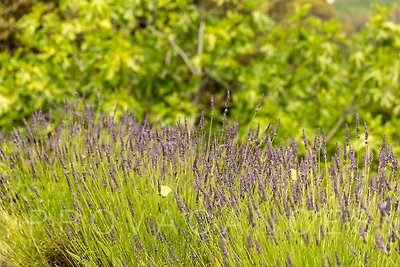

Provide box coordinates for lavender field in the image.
[0,99,399,266]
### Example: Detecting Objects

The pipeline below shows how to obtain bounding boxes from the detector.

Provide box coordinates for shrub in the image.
[0,0,37,51]
[1,1,400,159]
[0,100,399,266]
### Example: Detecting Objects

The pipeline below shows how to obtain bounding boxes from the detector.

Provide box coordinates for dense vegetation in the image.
[1,101,399,266]
[1,1,400,266]
[0,0,399,155]
[334,0,400,30]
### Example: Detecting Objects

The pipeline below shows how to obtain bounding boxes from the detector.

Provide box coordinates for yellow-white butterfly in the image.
[290,169,297,181]
[160,185,172,197]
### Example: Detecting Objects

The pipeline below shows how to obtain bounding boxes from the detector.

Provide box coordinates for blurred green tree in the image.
[0,0,36,50]
[0,0,399,157]
[268,0,335,22]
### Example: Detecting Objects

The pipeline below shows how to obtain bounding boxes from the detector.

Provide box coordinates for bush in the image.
[0,0,37,51]
[0,1,399,156]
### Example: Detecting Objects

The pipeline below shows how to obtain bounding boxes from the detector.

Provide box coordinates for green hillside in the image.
[334,0,398,18]
[332,0,399,29]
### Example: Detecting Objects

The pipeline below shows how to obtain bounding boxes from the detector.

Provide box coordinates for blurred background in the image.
[0,0,400,154]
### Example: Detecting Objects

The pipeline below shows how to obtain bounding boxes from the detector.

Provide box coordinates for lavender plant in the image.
[0,99,399,266]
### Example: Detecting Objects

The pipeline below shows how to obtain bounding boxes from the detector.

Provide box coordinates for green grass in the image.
[0,103,399,266]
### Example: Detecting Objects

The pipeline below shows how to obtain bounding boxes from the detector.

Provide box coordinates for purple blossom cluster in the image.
[0,100,399,266]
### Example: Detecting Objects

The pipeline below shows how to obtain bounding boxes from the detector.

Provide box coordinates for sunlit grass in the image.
[0,101,399,266]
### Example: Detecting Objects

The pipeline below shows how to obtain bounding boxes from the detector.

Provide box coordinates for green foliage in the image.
[0,0,37,51]
[334,0,399,18]
[333,0,400,30]
[268,0,335,22]
[0,0,400,156]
